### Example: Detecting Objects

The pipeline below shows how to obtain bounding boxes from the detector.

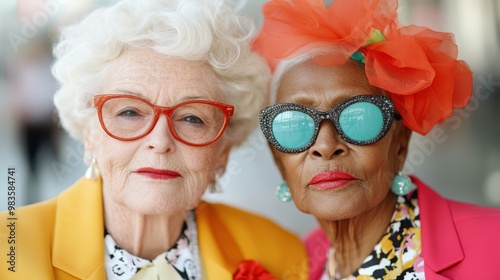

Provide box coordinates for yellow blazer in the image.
[0,178,308,279]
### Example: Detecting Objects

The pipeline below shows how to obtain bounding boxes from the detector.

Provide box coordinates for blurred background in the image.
[1,0,499,237]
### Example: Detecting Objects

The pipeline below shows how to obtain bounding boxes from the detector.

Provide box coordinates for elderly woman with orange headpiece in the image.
[253,0,500,279]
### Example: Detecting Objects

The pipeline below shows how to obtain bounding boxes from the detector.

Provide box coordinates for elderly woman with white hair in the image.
[0,0,308,279]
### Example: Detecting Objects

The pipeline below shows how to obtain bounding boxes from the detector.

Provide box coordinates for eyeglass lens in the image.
[271,101,385,149]
[101,97,225,144]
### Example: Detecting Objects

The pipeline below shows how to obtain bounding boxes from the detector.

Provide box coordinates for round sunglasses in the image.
[259,95,400,153]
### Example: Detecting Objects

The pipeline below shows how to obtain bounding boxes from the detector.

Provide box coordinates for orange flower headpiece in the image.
[252,0,473,135]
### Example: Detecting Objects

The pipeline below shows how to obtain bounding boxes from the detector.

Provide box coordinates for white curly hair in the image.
[52,0,270,146]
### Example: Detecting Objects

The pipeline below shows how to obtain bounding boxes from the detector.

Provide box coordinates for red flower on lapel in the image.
[233,260,276,280]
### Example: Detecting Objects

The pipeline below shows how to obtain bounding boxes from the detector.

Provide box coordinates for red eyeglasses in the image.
[92,94,234,146]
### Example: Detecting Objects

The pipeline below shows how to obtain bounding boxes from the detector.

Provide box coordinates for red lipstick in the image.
[309,171,356,190]
[135,168,181,180]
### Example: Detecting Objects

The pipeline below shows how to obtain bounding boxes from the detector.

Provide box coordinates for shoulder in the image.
[0,178,88,242]
[0,196,58,278]
[1,196,58,234]
[448,199,500,220]
[431,193,500,241]
[200,202,283,228]
[0,178,101,277]
[197,202,308,279]
[414,176,500,277]
[2,177,96,226]
[414,175,500,225]
[199,202,303,247]
[444,198,500,244]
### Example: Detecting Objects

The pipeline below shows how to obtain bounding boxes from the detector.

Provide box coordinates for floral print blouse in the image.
[321,190,425,279]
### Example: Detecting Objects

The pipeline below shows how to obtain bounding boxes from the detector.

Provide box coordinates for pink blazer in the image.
[304,176,500,280]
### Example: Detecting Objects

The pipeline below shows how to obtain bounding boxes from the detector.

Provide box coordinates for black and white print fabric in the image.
[104,220,197,280]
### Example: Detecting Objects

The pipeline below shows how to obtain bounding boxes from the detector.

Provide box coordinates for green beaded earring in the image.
[391,172,414,196]
[275,182,292,202]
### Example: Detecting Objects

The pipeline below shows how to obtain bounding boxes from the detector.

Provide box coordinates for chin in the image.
[299,199,362,221]
[309,210,354,221]
[132,204,178,216]
[122,194,173,215]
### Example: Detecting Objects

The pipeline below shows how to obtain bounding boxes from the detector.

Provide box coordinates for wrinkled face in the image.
[85,48,232,215]
[271,59,410,220]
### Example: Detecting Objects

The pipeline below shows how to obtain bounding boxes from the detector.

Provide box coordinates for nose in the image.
[144,114,176,153]
[308,121,347,159]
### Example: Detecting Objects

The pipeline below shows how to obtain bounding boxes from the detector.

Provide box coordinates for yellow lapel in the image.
[196,202,243,280]
[52,177,106,279]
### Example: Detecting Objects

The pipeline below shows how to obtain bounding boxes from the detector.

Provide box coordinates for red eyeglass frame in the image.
[92,94,234,146]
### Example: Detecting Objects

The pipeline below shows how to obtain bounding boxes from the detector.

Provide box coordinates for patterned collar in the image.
[322,190,425,280]
[104,210,201,280]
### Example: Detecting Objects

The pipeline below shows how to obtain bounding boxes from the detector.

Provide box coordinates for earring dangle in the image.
[391,172,414,196]
[209,168,225,193]
[85,157,101,181]
[275,182,292,202]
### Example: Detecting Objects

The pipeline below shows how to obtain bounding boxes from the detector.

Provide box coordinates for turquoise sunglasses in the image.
[259,95,400,153]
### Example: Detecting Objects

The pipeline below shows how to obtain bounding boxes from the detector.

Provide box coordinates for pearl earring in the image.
[85,158,100,181]
[209,168,225,193]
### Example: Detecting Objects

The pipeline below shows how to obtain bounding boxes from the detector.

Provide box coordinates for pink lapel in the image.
[304,228,329,280]
[410,176,464,276]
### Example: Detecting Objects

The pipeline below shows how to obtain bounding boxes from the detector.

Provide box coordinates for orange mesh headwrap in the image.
[252,0,473,135]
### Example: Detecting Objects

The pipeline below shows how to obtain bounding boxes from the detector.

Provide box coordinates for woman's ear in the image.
[83,120,102,164]
[83,125,94,164]
[394,124,412,171]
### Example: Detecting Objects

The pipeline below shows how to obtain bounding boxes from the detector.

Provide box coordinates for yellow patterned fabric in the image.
[323,191,424,280]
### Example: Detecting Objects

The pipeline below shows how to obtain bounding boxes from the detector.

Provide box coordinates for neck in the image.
[103,198,187,260]
[318,193,397,277]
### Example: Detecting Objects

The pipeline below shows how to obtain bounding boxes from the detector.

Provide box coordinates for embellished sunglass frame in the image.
[259,95,398,153]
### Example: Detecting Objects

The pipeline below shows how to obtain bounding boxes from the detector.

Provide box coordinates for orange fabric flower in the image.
[233,260,276,280]
[252,0,472,135]
[253,0,398,70]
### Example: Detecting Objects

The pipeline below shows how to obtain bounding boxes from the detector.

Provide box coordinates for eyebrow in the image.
[286,94,316,107]
[178,95,212,102]
[286,91,355,109]
[111,89,146,98]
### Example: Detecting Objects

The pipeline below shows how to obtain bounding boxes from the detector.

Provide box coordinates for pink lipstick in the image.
[309,171,356,190]
[135,168,181,180]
